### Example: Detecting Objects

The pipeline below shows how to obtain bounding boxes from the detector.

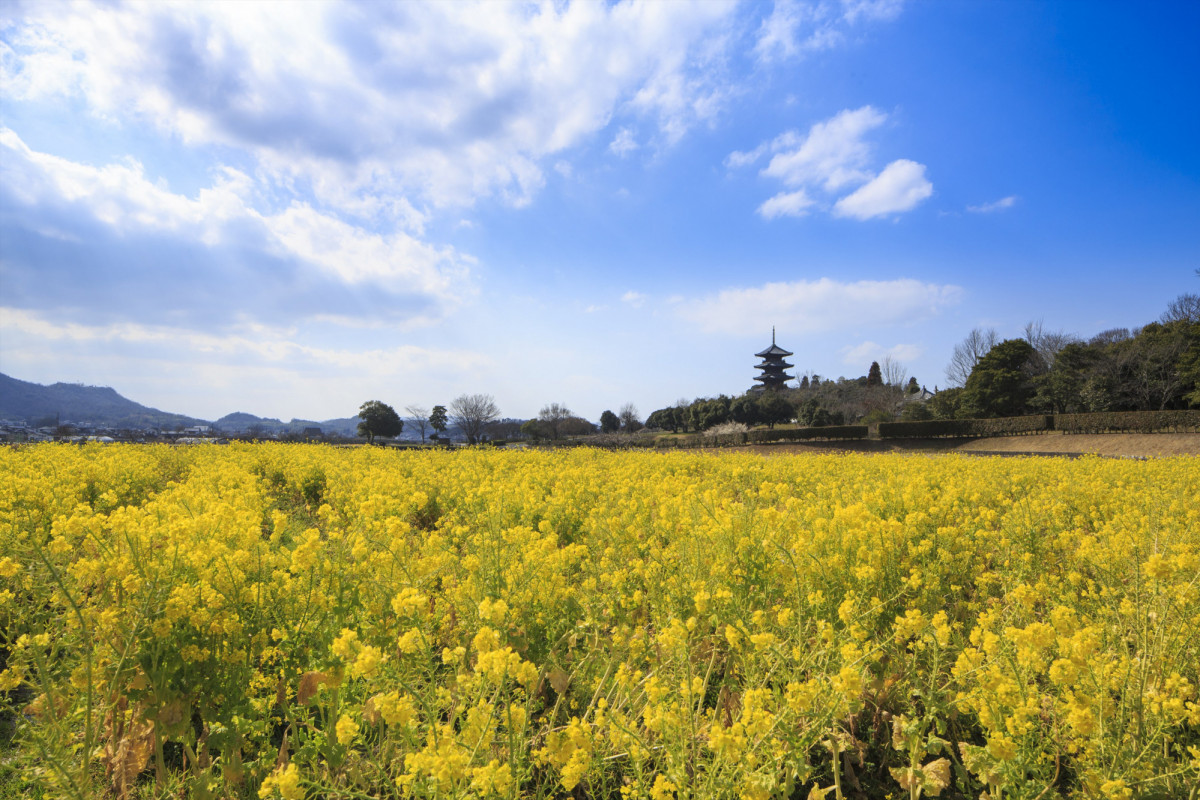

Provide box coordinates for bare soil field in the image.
[735,432,1200,458]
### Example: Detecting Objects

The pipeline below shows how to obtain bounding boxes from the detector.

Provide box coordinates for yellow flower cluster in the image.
[1,442,1197,799]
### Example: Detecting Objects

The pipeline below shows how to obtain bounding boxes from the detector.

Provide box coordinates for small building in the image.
[753,328,795,391]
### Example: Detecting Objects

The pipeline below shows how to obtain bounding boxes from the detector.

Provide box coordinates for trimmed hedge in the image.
[877,416,1052,439]
[746,425,869,444]
[1054,410,1200,434]
[555,410,1197,450]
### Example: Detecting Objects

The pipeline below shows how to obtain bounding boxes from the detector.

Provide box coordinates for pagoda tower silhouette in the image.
[753,328,794,391]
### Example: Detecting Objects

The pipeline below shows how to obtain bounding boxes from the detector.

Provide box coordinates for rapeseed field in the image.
[1,443,1197,799]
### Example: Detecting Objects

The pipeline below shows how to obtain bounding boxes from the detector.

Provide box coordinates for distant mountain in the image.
[0,373,205,429]
[215,412,361,437]
[0,373,408,437]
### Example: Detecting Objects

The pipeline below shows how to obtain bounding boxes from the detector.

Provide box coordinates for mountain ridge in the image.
[0,373,362,435]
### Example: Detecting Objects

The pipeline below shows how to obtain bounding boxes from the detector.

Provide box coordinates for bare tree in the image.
[450,394,500,444]
[1161,293,1200,325]
[537,403,572,440]
[880,356,908,388]
[1090,328,1133,347]
[405,405,430,443]
[1023,319,1077,373]
[618,402,642,432]
[946,327,999,387]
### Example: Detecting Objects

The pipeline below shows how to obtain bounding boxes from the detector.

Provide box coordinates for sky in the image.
[2,0,1198,423]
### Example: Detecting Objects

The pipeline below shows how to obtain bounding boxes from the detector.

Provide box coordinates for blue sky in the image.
[2,0,1197,422]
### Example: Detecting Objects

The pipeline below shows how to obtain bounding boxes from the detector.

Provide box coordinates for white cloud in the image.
[758,189,816,219]
[840,340,923,366]
[2,1,740,214]
[755,0,904,63]
[0,128,472,326]
[761,107,885,191]
[833,159,932,219]
[0,307,483,371]
[676,277,962,335]
[731,106,932,221]
[725,142,770,169]
[967,195,1018,213]
[609,128,638,157]
[621,291,647,308]
[841,0,905,25]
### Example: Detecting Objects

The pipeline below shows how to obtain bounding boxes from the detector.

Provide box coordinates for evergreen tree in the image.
[357,400,403,444]
[962,339,1036,417]
[430,405,448,438]
[866,361,883,387]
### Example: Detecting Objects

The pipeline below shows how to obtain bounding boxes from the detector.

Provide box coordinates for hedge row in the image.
[649,425,869,449]
[877,411,1200,439]
[1054,410,1200,434]
[550,410,1199,450]
[746,425,869,443]
[877,416,1053,439]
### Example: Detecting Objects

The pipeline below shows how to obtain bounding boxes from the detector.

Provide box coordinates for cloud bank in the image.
[2,1,743,215]
[675,277,963,335]
[0,129,471,330]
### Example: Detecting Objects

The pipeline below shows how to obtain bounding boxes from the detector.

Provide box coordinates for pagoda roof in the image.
[755,344,793,357]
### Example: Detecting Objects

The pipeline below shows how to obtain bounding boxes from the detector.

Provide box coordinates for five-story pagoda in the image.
[753,328,794,390]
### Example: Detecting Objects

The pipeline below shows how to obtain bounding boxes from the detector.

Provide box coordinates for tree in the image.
[901,399,933,420]
[537,403,572,440]
[520,420,543,440]
[757,392,794,428]
[646,407,681,432]
[618,403,642,433]
[946,327,999,387]
[799,375,809,390]
[1123,321,1199,409]
[686,397,732,432]
[880,356,907,388]
[599,410,620,433]
[450,394,499,444]
[866,361,883,387]
[1032,342,1098,413]
[405,405,430,443]
[558,417,597,437]
[1023,319,1076,374]
[926,387,965,420]
[429,405,448,439]
[730,395,761,427]
[357,400,403,444]
[1161,293,1200,325]
[962,339,1036,417]
[906,377,920,394]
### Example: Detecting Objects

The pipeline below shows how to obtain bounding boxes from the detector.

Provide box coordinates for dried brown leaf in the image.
[889,766,920,791]
[922,757,950,796]
[363,694,382,726]
[105,703,153,800]
[548,667,570,695]
[297,671,328,705]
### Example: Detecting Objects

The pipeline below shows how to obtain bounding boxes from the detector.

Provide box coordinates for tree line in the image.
[355,396,647,445]
[928,292,1199,420]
